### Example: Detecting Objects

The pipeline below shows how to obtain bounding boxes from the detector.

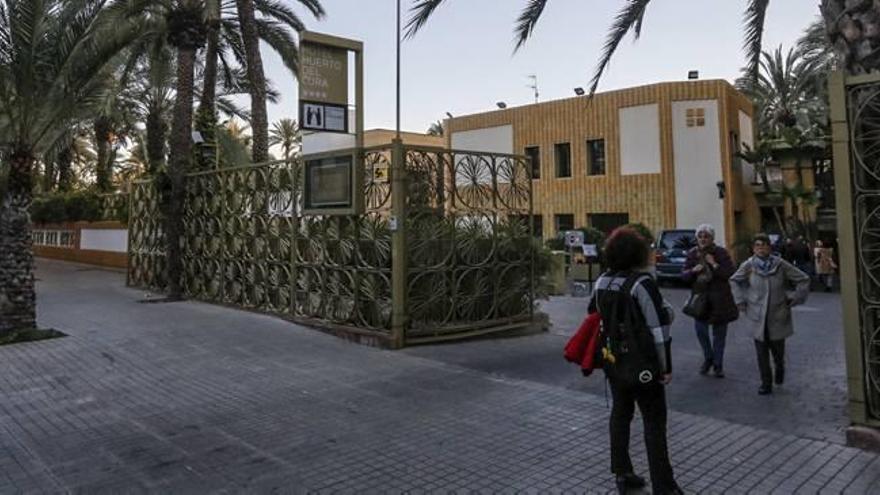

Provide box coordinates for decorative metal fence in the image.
[831,72,880,424]
[99,193,128,222]
[843,76,880,418]
[403,147,534,341]
[127,144,535,346]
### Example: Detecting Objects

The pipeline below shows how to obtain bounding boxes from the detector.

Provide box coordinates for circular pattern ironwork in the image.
[454,154,494,209]
[858,195,880,304]
[851,85,880,189]
[495,156,530,211]
[453,268,495,322]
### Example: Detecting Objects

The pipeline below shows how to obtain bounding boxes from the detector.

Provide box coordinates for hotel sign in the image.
[300,39,349,133]
[300,42,347,105]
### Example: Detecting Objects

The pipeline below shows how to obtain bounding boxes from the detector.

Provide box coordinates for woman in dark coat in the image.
[681,224,739,377]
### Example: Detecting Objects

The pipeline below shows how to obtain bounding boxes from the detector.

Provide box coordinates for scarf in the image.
[754,255,775,275]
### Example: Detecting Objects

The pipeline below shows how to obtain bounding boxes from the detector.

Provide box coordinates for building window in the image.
[555,142,571,178]
[588,213,630,235]
[532,215,543,239]
[586,139,606,176]
[525,146,540,179]
[686,108,706,127]
[555,214,574,234]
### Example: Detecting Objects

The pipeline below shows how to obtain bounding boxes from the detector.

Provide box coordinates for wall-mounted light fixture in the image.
[496,102,507,109]
[716,181,726,199]
[574,87,585,96]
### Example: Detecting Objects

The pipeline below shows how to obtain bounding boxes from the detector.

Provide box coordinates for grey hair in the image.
[696,224,715,238]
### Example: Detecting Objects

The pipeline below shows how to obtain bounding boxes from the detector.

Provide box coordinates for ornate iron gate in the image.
[832,72,880,423]
[127,143,536,347]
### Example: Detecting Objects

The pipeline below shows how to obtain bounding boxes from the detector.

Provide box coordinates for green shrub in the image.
[31,191,104,224]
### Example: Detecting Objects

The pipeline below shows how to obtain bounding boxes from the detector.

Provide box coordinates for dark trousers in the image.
[609,378,676,493]
[694,320,728,369]
[754,332,785,387]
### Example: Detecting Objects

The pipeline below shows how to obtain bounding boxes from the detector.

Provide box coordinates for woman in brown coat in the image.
[814,240,837,292]
[681,224,739,378]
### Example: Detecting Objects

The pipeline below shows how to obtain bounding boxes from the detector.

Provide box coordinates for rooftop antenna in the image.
[527,74,539,104]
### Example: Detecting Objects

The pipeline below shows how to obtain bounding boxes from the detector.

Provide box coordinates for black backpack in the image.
[597,272,662,387]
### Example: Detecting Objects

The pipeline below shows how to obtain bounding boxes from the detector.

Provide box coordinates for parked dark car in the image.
[654,229,697,284]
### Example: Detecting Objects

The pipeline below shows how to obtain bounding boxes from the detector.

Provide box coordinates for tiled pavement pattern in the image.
[0,259,876,493]
[408,290,849,445]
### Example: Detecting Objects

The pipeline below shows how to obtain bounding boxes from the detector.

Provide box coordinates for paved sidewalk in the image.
[407,289,849,445]
[0,259,876,493]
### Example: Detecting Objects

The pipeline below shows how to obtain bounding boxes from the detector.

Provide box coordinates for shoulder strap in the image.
[621,272,648,296]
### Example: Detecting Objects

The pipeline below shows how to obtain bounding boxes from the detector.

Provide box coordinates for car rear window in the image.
[659,231,696,250]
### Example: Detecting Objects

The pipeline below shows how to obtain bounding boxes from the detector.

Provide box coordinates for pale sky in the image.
[257,0,821,135]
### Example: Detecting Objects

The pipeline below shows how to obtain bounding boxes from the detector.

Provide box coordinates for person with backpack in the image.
[730,233,810,395]
[681,224,738,378]
[588,227,683,495]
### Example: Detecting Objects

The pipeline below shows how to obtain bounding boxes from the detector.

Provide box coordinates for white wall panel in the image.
[619,104,661,175]
[672,100,726,246]
[450,125,514,154]
[738,110,756,184]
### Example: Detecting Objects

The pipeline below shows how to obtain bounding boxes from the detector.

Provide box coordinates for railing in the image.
[127,144,536,347]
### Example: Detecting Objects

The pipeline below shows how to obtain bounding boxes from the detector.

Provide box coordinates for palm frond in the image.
[254,0,306,31]
[589,0,653,96]
[404,0,448,39]
[255,18,298,76]
[513,0,546,52]
[743,0,771,81]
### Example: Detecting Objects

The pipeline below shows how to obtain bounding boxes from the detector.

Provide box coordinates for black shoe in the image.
[775,368,784,385]
[713,367,725,378]
[616,473,646,492]
[758,384,772,395]
[699,360,712,375]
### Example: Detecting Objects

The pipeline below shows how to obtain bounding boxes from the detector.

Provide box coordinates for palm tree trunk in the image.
[0,147,36,333]
[199,0,220,120]
[57,145,73,192]
[821,1,880,74]
[165,46,198,300]
[146,107,167,175]
[236,0,269,163]
[94,117,114,192]
[43,159,56,192]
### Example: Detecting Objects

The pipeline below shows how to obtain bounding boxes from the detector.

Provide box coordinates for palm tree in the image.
[164,0,208,300]
[0,0,141,333]
[234,0,325,163]
[426,120,444,136]
[406,1,873,94]
[738,141,787,234]
[735,47,825,138]
[269,118,300,161]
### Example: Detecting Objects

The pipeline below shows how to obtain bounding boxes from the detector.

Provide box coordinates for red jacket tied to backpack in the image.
[564,312,603,376]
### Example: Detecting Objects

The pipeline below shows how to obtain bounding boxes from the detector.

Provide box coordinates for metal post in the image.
[390,139,407,348]
[829,71,870,425]
[396,0,401,140]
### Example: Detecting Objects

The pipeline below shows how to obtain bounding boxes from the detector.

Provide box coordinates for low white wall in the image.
[80,229,128,253]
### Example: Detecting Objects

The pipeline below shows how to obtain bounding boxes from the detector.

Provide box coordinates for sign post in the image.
[299,31,364,216]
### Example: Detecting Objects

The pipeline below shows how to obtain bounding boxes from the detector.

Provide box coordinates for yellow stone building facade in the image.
[446,80,761,249]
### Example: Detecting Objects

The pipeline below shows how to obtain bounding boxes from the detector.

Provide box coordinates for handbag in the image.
[564,312,603,376]
[682,290,709,319]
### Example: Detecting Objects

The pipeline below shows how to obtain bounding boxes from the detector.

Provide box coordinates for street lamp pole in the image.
[396,0,401,139]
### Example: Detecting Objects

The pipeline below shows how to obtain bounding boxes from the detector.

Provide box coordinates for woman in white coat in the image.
[729,233,810,395]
